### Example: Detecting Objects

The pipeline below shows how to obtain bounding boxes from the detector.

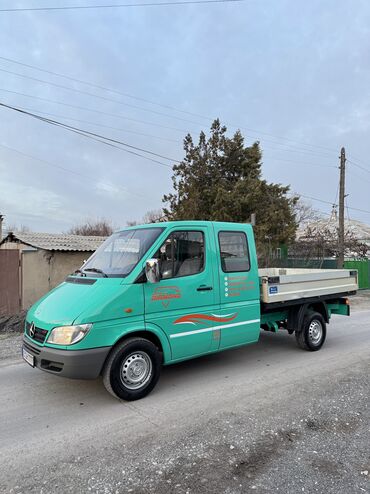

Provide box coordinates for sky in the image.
[0,0,370,233]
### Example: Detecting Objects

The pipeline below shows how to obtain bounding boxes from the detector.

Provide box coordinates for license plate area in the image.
[22,347,35,367]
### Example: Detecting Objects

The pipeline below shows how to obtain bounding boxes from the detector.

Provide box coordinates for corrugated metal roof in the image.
[297,218,370,244]
[0,232,106,251]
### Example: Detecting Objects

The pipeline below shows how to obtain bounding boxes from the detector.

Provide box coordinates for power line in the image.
[262,143,336,160]
[266,157,336,169]
[298,193,370,215]
[0,88,192,133]
[3,102,368,219]
[347,158,370,175]
[6,102,342,175]
[0,67,205,126]
[0,65,338,158]
[0,84,337,161]
[0,101,178,167]
[17,105,180,143]
[347,167,370,186]
[0,143,148,199]
[0,55,209,117]
[0,55,338,155]
[0,0,245,12]
[2,100,340,178]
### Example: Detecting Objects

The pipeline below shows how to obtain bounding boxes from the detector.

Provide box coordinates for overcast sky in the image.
[1,0,370,233]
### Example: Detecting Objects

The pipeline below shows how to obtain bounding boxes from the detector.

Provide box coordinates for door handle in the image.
[197,285,213,291]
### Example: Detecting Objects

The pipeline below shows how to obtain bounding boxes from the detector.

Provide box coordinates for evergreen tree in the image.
[163,119,298,247]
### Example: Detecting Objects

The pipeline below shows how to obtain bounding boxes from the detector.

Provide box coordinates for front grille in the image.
[25,321,48,344]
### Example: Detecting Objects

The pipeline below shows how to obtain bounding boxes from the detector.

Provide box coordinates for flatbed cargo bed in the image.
[259,268,358,304]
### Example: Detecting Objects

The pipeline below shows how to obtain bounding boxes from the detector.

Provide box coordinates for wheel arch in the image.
[109,325,172,364]
[287,301,329,332]
[308,301,329,323]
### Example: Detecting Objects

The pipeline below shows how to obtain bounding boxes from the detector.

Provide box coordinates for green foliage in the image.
[163,119,298,246]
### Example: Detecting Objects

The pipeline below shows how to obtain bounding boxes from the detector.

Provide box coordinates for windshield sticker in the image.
[174,313,237,326]
[152,286,181,307]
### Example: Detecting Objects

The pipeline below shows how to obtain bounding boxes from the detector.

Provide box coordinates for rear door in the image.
[144,225,220,360]
[213,224,261,349]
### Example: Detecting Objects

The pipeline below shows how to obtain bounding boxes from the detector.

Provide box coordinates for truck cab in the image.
[22,221,356,401]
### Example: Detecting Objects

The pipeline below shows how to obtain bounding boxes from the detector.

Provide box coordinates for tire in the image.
[102,337,161,401]
[295,312,326,351]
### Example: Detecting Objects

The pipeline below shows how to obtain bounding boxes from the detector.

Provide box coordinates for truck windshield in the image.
[80,228,164,278]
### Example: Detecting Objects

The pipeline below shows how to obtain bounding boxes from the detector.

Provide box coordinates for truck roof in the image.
[118,220,253,232]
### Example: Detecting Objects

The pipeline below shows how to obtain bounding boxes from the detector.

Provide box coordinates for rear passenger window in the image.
[219,231,250,272]
[155,231,205,279]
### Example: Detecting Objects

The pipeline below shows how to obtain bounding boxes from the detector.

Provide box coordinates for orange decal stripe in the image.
[174,313,237,325]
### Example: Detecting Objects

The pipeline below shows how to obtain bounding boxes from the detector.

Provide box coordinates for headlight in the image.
[47,324,92,345]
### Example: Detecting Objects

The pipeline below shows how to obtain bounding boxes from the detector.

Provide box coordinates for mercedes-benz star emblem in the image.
[29,322,35,338]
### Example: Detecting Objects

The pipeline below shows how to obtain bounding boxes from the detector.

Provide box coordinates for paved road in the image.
[0,311,369,494]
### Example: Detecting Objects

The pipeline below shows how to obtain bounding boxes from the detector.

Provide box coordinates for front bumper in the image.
[22,337,111,380]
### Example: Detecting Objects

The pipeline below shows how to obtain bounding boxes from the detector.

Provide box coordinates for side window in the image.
[154,231,205,279]
[219,231,250,272]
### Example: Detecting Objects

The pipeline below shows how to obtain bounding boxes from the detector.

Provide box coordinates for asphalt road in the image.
[0,311,369,494]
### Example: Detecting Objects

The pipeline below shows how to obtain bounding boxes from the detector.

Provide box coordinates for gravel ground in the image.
[79,361,370,494]
[0,333,22,365]
[2,354,369,494]
[0,308,369,493]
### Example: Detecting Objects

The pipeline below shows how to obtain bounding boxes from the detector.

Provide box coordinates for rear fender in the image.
[288,301,329,333]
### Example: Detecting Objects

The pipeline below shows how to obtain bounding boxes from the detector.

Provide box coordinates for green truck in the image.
[22,221,358,401]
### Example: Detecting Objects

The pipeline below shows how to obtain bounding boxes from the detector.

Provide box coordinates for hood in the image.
[28,280,101,327]
[27,278,144,328]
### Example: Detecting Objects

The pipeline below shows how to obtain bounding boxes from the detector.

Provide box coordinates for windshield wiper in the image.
[83,268,108,278]
[73,269,86,277]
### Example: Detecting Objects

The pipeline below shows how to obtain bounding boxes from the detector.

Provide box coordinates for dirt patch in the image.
[310,457,344,477]
[232,429,299,480]
[305,416,360,434]
[0,311,26,334]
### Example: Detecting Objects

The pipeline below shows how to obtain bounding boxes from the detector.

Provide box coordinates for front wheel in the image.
[102,338,161,401]
[295,312,326,351]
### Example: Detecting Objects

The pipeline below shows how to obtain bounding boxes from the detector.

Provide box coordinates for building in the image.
[0,232,106,315]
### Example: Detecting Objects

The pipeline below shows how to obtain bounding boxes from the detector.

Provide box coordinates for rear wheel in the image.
[295,312,326,351]
[102,337,161,401]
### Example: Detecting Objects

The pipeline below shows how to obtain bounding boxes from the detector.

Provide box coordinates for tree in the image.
[126,209,165,226]
[68,219,113,236]
[292,197,321,227]
[6,223,30,233]
[291,221,369,262]
[163,119,298,247]
[142,209,165,224]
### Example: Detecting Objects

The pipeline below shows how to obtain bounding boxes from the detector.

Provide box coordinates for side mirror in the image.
[145,258,161,283]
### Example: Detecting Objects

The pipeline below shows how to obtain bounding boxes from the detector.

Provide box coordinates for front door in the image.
[144,226,219,360]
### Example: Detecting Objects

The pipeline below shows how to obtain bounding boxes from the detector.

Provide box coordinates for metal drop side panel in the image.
[259,268,358,303]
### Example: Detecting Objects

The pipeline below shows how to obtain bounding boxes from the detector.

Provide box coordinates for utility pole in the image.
[337,147,346,268]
